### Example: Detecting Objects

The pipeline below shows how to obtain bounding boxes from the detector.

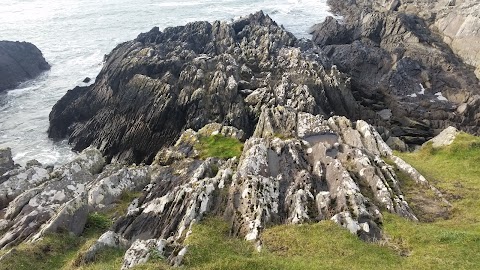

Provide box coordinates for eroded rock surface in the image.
[0,41,50,92]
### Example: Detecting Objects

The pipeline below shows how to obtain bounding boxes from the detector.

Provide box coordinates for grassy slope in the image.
[2,133,480,269]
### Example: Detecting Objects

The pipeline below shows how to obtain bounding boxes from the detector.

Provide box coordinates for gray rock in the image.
[310,0,480,144]
[428,126,459,148]
[88,165,151,210]
[48,12,357,164]
[386,136,408,152]
[81,231,130,264]
[0,147,105,249]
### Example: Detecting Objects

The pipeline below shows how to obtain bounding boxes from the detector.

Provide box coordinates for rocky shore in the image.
[1,1,479,268]
[0,41,50,92]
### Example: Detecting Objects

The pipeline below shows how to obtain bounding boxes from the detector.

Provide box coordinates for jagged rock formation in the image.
[0,117,447,268]
[48,12,358,164]
[78,111,443,269]
[310,0,480,147]
[0,41,50,92]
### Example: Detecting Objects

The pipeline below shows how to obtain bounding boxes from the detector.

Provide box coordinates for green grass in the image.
[195,134,243,159]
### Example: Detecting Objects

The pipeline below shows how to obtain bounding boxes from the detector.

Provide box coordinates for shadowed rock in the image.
[0,41,50,92]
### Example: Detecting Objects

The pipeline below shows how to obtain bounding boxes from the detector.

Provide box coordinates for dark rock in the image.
[310,0,480,147]
[48,11,358,164]
[83,77,91,83]
[0,148,14,177]
[0,41,50,92]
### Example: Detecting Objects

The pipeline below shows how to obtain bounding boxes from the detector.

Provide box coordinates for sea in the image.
[0,0,331,166]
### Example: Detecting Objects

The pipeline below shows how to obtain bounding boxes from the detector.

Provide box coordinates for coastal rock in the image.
[48,11,357,164]
[310,0,480,146]
[0,41,50,92]
[0,148,15,177]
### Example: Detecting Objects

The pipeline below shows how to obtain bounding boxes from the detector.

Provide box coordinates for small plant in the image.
[195,134,243,160]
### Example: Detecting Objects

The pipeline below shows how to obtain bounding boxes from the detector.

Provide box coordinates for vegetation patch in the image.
[195,134,243,159]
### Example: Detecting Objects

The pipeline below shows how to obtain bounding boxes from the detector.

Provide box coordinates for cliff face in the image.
[310,0,480,147]
[0,41,50,92]
[48,12,358,164]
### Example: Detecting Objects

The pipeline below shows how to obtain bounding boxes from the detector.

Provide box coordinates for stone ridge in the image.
[48,11,358,164]
[0,41,50,92]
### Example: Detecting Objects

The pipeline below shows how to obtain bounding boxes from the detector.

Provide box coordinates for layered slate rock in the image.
[0,41,50,92]
[310,0,480,147]
[48,11,358,164]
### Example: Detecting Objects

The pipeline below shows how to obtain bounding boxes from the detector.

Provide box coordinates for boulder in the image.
[428,126,459,148]
[0,41,50,92]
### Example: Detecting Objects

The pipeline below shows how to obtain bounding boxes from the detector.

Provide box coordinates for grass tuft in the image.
[195,134,243,160]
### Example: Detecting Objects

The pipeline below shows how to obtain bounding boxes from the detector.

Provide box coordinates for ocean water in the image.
[0,0,331,166]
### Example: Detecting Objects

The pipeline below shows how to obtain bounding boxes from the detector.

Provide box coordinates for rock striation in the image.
[310,0,480,147]
[0,41,50,92]
[48,12,358,164]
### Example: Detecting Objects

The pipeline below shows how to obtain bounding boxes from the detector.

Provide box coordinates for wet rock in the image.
[0,41,50,92]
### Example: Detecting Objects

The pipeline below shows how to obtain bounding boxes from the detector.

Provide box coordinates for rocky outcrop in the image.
[48,12,358,164]
[0,148,105,249]
[81,110,441,268]
[0,116,446,268]
[310,0,480,147]
[0,41,50,92]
